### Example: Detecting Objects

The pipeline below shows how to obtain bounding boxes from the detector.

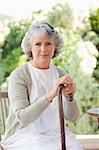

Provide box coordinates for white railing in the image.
[76,134,99,150]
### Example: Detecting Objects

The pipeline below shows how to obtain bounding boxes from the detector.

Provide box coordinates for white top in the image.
[28,62,60,135]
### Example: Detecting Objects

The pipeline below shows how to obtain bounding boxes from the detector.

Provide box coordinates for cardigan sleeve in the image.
[63,96,80,122]
[8,69,51,126]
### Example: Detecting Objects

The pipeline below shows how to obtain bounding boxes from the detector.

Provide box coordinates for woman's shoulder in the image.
[55,66,68,77]
[9,62,29,79]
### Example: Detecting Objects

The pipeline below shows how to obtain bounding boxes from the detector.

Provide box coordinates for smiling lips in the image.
[40,54,49,57]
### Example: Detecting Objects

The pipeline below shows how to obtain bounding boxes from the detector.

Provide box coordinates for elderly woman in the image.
[0,22,83,150]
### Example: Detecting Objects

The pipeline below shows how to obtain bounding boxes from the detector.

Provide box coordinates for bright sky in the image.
[0,0,60,19]
[0,0,99,19]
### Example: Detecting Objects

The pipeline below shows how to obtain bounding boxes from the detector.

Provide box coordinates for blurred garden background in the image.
[0,0,99,135]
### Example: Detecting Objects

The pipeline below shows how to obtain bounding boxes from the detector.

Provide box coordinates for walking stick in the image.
[58,85,66,150]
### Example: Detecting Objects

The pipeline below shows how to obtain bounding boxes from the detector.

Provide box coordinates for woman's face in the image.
[31,34,55,69]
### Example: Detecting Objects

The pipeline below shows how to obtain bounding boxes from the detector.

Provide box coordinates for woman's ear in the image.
[52,48,57,58]
[29,51,33,59]
[29,51,32,57]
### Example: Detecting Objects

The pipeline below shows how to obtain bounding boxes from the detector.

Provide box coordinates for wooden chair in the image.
[0,92,9,141]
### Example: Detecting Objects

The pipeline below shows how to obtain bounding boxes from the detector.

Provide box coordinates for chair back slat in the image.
[0,92,9,140]
[0,92,8,98]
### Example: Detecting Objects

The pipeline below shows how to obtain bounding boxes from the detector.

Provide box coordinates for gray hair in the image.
[21,22,64,59]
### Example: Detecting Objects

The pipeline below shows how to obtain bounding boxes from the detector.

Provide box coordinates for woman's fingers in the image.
[54,75,76,97]
[47,76,75,101]
[57,75,74,87]
[62,82,76,96]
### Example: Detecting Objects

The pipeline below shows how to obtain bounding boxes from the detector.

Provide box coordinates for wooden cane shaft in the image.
[58,86,66,150]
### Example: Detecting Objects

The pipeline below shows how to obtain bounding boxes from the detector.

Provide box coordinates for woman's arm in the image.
[8,69,51,126]
[63,96,80,122]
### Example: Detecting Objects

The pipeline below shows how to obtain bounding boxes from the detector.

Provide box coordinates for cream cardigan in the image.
[1,62,79,144]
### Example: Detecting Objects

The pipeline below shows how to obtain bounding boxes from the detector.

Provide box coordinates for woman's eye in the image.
[35,43,41,46]
[47,43,52,45]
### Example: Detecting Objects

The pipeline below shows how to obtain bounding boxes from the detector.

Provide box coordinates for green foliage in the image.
[84,31,99,46]
[81,8,99,49]
[89,8,99,35]
[47,2,99,134]
[0,48,21,76]
[0,48,21,90]
[89,8,99,82]
[46,3,73,30]
[2,21,30,58]
[0,20,30,90]
[80,8,99,83]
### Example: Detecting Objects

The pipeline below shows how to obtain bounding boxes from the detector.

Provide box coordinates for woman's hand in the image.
[46,75,76,102]
[62,80,76,97]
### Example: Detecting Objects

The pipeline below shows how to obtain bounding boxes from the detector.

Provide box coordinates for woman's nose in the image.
[41,45,47,52]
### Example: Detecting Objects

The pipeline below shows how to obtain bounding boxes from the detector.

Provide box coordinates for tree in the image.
[0,20,30,89]
[81,8,99,82]
[89,8,99,82]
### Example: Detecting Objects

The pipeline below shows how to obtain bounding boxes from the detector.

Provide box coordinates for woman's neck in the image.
[30,60,50,69]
